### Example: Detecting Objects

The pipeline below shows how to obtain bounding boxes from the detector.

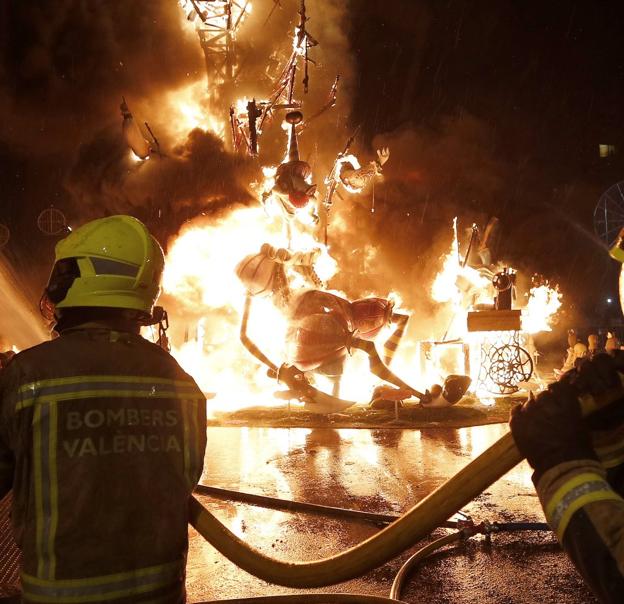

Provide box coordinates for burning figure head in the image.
[235,243,323,308]
[274,160,317,210]
[265,111,317,217]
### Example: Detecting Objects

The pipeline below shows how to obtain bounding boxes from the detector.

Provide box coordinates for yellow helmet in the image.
[44,215,164,317]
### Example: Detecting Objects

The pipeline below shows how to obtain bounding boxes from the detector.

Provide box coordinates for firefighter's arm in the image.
[535,460,624,602]
[510,355,624,602]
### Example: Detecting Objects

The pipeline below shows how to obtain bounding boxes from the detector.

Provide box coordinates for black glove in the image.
[566,352,624,431]
[510,381,597,481]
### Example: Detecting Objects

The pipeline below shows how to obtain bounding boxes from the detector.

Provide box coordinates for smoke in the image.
[0,0,604,357]
[322,113,506,337]
[320,106,615,344]
[0,0,203,154]
[65,126,258,244]
[0,0,359,248]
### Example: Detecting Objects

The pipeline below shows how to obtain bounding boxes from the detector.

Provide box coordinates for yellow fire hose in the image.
[189,381,621,588]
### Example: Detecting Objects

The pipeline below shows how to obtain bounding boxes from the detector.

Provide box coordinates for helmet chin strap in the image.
[141,306,170,351]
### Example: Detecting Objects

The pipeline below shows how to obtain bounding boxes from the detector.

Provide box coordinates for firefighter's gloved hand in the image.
[510,381,597,482]
[567,352,624,431]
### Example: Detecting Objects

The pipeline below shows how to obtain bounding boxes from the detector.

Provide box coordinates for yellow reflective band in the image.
[596,446,624,469]
[14,376,203,411]
[16,389,203,411]
[22,561,181,587]
[33,403,55,580]
[33,404,44,579]
[48,403,58,580]
[545,472,605,519]
[555,491,623,541]
[594,437,624,456]
[602,455,624,470]
[21,560,183,602]
[18,375,198,393]
[22,581,171,603]
[182,403,192,488]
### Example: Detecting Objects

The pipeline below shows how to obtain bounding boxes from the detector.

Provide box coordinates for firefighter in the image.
[0,215,207,604]
[510,352,624,602]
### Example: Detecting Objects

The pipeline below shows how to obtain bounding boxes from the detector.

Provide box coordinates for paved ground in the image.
[188,425,596,603]
[1,424,597,603]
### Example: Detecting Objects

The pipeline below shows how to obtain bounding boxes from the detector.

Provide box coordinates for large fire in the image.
[149,1,566,416]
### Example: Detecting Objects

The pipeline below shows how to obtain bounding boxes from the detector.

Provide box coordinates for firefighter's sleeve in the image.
[536,459,624,602]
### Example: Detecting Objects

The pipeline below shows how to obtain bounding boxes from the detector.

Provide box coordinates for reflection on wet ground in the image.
[188,425,596,603]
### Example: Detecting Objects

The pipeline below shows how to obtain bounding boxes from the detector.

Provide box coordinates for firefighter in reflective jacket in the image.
[0,216,207,604]
[511,352,624,602]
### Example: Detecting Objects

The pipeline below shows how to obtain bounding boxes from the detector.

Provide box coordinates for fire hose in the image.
[193,487,549,604]
[195,484,549,532]
[189,379,621,589]
[389,531,464,600]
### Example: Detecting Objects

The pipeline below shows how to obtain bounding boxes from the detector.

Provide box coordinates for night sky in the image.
[1,0,624,327]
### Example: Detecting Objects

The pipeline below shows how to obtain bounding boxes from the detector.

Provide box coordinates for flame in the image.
[163,208,287,413]
[430,218,490,342]
[155,2,567,413]
[425,220,564,399]
[163,209,276,309]
[521,284,562,334]
[163,204,343,413]
[165,80,224,139]
[129,151,146,163]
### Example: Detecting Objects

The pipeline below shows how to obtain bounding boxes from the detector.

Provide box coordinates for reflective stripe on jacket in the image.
[536,458,624,603]
[0,327,207,603]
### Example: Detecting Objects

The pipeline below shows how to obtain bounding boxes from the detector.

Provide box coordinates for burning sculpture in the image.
[231,80,471,410]
[426,220,561,397]
[262,111,318,230]
[156,0,563,416]
[178,0,251,90]
[228,0,339,156]
[466,268,534,395]
[238,288,470,411]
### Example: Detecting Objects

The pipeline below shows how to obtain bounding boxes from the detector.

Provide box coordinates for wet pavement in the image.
[188,425,597,603]
[0,423,597,602]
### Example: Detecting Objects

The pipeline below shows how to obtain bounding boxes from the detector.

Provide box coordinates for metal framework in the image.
[475,331,533,395]
[229,0,339,156]
[179,0,250,85]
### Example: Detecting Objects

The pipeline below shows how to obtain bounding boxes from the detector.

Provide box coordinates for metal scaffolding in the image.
[179,0,250,86]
